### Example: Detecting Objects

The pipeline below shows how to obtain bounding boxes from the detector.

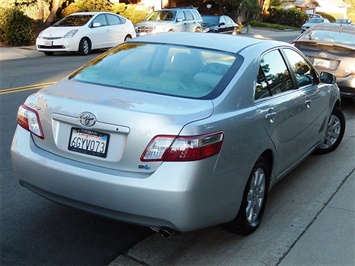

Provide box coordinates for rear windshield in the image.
[298,29,355,46]
[54,15,93,27]
[70,42,237,99]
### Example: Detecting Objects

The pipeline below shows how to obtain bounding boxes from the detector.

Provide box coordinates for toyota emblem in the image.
[79,112,96,127]
[319,52,327,58]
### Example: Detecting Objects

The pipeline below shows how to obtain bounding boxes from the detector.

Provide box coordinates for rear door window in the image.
[283,48,316,87]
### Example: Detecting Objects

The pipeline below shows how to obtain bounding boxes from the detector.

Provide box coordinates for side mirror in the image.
[176,17,184,22]
[319,72,336,84]
[218,22,226,27]
[93,22,101,28]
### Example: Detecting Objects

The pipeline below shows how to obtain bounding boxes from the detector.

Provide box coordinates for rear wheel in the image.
[314,107,345,155]
[223,157,269,235]
[78,38,90,55]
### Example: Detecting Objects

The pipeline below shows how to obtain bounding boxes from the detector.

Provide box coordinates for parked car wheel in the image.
[314,107,345,155]
[78,38,90,55]
[124,35,132,42]
[224,157,269,235]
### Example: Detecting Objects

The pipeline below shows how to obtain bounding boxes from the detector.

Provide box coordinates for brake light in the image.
[141,132,224,162]
[17,104,44,139]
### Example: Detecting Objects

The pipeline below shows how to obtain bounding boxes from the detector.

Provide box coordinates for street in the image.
[0,52,152,265]
[1,32,354,265]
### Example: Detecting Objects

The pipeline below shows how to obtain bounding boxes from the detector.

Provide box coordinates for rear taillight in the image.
[17,104,44,139]
[141,132,224,162]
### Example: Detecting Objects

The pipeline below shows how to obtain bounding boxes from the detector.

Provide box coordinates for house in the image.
[293,0,351,18]
[118,0,176,10]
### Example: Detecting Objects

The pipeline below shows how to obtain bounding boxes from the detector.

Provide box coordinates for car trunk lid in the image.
[25,80,214,173]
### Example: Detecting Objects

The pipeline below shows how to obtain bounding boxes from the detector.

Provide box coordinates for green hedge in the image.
[0,7,34,46]
[263,8,309,28]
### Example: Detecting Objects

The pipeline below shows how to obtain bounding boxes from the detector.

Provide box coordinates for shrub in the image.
[263,8,308,28]
[118,4,150,24]
[0,7,34,46]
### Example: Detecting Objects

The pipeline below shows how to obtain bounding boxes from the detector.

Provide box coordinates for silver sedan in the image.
[11,32,345,236]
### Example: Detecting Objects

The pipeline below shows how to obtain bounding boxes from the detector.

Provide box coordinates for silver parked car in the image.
[134,7,203,36]
[301,17,330,32]
[11,33,345,236]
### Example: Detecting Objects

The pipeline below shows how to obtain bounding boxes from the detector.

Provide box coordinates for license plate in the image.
[313,58,330,68]
[44,41,53,46]
[68,128,110,158]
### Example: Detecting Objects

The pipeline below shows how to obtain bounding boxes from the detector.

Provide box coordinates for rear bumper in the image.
[11,126,244,232]
[337,75,355,99]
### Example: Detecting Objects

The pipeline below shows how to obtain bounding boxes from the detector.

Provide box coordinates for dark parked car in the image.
[293,23,355,99]
[12,33,345,237]
[202,15,238,34]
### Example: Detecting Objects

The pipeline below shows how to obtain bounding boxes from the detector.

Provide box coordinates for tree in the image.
[45,0,60,23]
[176,0,261,21]
[37,0,44,20]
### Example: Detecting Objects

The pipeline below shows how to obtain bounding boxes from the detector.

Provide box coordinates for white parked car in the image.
[301,17,330,32]
[36,12,136,55]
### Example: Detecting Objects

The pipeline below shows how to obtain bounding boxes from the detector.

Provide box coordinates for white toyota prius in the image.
[36,12,136,56]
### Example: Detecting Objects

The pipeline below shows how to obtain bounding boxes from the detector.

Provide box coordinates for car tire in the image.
[223,157,269,235]
[44,52,54,56]
[124,35,132,42]
[78,38,90,55]
[314,107,345,155]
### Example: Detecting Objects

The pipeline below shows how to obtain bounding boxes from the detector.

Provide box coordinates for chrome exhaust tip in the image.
[150,227,177,238]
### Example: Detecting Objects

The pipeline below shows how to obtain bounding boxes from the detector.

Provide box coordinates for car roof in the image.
[70,11,114,16]
[308,23,355,32]
[131,32,289,54]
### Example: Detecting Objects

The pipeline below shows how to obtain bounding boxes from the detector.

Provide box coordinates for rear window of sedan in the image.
[70,42,238,99]
[298,30,355,46]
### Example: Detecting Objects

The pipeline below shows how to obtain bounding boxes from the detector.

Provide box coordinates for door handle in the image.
[305,99,311,108]
[265,110,277,123]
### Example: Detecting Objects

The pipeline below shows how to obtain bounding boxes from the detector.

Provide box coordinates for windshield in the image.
[298,29,355,46]
[334,19,350,24]
[146,11,176,21]
[202,16,219,25]
[308,18,324,23]
[54,15,93,27]
[70,42,237,99]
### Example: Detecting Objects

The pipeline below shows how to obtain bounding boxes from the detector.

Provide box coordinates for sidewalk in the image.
[0,45,39,60]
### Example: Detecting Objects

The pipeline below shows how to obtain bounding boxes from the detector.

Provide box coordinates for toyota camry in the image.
[11,33,345,236]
